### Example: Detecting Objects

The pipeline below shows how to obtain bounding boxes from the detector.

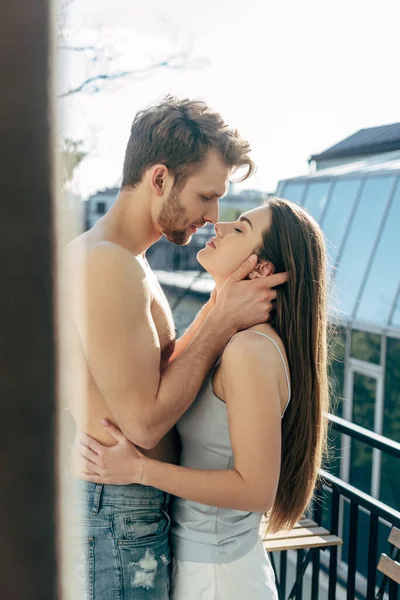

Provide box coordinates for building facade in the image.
[85,187,119,230]
[277,124,400,588]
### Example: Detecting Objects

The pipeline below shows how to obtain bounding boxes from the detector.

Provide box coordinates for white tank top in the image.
[171,331,291,563]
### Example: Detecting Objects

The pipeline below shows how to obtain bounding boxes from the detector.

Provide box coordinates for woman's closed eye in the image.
[234,227,243,233]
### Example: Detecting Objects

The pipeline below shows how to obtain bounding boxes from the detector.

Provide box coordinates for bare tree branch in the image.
[58,2,208,99]
[58,44,98,52]
[58,53,195,98]
[57,1,208,189]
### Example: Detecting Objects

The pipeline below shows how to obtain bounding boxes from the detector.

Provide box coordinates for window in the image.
[281,182,306,204]
[350,330,381,365]
[275,180,285,196]
[96,201,106,214]
[341,371,378,575]
[333,176,395,319]
[381,337,400,511]
[320,178,361,265]
[302,180,331,222]
[355,177,400,326]
[391,295,400,327]
[349,373,376,494]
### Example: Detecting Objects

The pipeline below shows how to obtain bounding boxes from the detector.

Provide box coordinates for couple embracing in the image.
[67,96,329,599]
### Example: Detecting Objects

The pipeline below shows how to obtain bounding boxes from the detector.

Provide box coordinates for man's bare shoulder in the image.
[65,236,148,291]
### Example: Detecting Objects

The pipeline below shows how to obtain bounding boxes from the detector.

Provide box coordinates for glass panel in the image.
[302,180,331,222]
[275,180,285,196]
[349,373,376,494]
[381,455,400,511]
[334,176,395,319]
[380,337,400,511]
[350,330,381,364]
[390,291,400,327]
[356,178,400,326]
[320,178,361,265]
[282,181,306,204]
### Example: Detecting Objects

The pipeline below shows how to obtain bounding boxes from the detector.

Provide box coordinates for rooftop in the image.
[309,122,400,163]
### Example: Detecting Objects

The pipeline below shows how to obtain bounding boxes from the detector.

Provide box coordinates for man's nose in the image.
[204,201,219,225]
[214,222,227,237]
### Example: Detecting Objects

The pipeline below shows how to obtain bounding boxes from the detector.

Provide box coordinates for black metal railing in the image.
[272,414,400,600]
[318,470,400,600]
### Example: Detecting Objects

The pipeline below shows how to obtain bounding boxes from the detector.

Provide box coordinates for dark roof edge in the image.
[309,141,400,163]
[278,166,400,185]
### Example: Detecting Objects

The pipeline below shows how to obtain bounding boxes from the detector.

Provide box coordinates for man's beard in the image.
[158,186,190,246]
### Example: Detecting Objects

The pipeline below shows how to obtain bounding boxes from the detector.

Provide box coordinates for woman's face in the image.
[197,204,272,281]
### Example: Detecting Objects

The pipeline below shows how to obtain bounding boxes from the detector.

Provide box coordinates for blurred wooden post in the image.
[0,1,58,598]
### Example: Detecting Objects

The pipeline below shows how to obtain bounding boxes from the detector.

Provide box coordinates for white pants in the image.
[171,538,279,600]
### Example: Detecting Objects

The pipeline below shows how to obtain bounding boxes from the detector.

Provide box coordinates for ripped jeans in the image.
[69,480,171,599]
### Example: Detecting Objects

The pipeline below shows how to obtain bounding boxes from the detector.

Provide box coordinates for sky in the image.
[59,0,400,199]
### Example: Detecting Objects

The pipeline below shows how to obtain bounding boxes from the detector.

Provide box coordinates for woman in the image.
[78,197,330,599]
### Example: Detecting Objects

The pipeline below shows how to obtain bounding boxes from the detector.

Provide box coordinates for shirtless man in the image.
[66,97,285,599]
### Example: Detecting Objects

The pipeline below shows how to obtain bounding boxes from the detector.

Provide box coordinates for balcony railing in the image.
[273,414,400,599]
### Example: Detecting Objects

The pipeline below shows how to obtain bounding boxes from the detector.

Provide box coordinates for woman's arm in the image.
[78,332,283,513]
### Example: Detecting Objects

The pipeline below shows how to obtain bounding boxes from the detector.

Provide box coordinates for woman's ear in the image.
[249,261,275,279]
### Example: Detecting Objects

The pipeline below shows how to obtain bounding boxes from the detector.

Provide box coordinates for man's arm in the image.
[73,243,229,448]
[77,333,284,513]
[74,244,285,449]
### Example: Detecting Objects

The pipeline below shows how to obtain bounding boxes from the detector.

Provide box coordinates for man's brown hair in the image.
[121,96,255,189]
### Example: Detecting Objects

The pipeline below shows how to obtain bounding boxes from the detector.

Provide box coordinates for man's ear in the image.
[150,165,169,196]
[250,261,275,279]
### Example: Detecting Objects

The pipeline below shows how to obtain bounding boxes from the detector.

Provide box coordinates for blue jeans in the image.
[70,480,171,599]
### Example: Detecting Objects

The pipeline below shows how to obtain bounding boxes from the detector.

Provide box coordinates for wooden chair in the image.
[376,526,400,599]
[261,518,343,600]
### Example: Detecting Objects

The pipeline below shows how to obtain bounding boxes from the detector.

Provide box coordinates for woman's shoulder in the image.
[220,324,284,369]
[219,324,290,391]
[226,324,285,356]
[247,324,287,359]
[216,325,290,411]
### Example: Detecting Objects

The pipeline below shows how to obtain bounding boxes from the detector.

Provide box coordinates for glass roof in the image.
[278,155,400,331]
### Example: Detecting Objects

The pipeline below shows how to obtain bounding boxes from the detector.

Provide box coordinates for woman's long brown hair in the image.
[259,197,330,532]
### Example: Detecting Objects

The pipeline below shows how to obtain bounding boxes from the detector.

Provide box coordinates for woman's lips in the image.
[206,239,216,249]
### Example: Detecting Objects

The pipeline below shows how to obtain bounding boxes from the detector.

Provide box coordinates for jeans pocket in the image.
[118,533,171,599]
[118,508,171,548]
[115,508,171,598]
